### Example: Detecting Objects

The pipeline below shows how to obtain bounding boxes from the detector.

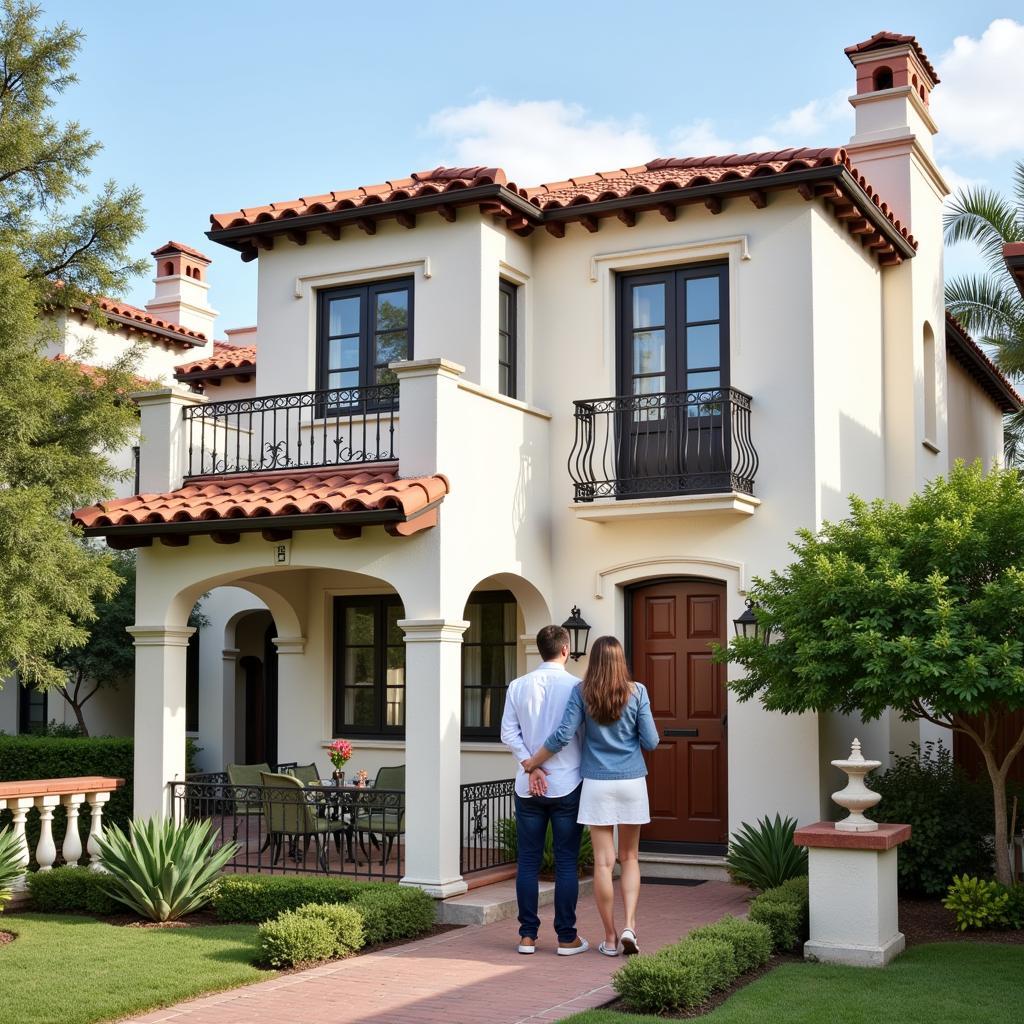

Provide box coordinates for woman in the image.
[523,635,659,956]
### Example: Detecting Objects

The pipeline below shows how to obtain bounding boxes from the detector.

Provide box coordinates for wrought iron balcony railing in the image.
[568,387,758,502]
[184,383,398,477]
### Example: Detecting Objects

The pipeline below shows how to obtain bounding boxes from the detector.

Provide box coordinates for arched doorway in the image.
[235,612,278,766]
[627,577,728,852]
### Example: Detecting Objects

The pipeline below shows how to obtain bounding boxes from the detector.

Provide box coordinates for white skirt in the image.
[578,777,650,826]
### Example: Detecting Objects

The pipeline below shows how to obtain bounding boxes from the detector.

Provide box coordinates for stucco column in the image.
[128,625,195,820]
[271,636,310,766]
[399,618,470,898]
[131,386,207,493]
[391,358,465,478]
[218,647,241,768]
[519,634,542,671]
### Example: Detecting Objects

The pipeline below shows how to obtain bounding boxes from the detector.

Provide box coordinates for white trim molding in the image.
[126,625,196,647]
[572,491,760,523]
[398,618,470,644]
[457,379,552,420]
[593,555,748,600]
[272,635,307,656]
[293,258,431,300]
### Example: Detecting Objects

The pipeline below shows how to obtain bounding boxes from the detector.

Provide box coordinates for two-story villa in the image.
[73,32,1020,897]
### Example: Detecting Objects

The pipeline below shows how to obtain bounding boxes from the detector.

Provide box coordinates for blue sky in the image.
[44,2,1024,332]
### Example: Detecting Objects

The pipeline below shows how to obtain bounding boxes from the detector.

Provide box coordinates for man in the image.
[500,624,588,956]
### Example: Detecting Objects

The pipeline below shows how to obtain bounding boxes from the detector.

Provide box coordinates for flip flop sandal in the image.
[598,942,620,956]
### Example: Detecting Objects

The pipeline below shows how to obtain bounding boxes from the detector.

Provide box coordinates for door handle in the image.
[664,728,698,737]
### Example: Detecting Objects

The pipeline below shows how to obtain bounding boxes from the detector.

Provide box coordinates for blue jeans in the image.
[514,783,583,942]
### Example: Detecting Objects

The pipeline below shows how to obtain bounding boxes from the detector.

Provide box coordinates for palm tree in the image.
[944,163,1024,465]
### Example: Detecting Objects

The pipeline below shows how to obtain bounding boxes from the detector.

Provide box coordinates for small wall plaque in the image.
[273,540,291,565]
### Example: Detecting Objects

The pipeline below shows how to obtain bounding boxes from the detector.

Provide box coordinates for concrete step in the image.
[439,876,594,925]
[639,851,730,883]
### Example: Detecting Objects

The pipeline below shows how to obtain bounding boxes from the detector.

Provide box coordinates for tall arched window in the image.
[923,322,937,444]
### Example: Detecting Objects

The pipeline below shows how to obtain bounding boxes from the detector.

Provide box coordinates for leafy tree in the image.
[0,2,147,690]
[718,462,1024,884]
[944,165,1024,464]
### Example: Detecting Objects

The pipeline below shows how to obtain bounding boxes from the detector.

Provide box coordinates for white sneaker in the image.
[620,929,639,956]
[518,937,537,954]
[557,937,590,956]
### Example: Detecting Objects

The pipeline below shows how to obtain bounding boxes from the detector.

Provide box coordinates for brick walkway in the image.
[126,881,750,1024]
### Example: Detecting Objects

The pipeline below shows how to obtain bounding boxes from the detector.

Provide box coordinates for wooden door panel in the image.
[644,652,677,717]
[688,742,723,820]
[688,595,720,638]
[687,653,720,719]
[646,596,677,638]
[647,743,678,819]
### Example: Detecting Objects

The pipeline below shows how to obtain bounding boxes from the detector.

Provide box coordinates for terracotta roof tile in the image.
[77,297,208,345]
[1004,242,1024,299]
[175,341,256,379]
[844,31,939,85]
[945,310,1022,413]
[50,354,150,389]
[72,466,448,530]
[151,240,212,264]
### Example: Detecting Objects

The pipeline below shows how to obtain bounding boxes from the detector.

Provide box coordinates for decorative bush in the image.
[495,818,594,872]
[293,902,365,954]
[943,875,1024,931]
[0,826,22,911]
[613,936,736,1013]
[97,817,237,922]
[748,876,810,951]
[26,866,118,915]
[349,885,436,945]
[687,915,773,973]
[212,874,377,923]
[726,814,807,892]
[872,742,993,896]
[257,910,339,968]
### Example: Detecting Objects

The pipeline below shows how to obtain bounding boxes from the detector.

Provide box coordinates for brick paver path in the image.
[126,881,750,1024]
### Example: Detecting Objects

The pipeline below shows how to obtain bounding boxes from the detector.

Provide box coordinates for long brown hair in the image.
[581,636,633,724]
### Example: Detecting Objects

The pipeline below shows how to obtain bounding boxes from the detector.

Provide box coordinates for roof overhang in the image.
[1005,243,1024,299]
[67,305,206,349]
[945,313,1023,414]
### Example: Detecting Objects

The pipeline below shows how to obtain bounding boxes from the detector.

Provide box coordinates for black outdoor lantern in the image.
[562,606,592,661]
[733,598,771,645]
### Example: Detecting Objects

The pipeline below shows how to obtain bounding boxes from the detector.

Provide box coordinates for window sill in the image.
[571,490,760,523]
[321,738,507,753]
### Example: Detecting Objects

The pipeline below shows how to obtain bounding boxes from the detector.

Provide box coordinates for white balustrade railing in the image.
[0,777,124,892]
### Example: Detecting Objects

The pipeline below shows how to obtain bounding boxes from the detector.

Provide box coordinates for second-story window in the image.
[498,279,518,399]
[317,277,413,393]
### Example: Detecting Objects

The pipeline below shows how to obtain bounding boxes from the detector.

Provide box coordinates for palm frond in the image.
[1003,410,1024,470]
[1011,162,1024,226]
[945,274,1024,345]
[944,187,1024,275]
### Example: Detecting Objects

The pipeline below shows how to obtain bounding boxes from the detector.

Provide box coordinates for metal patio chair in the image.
[353,764,405,866]
[259,770,345,872]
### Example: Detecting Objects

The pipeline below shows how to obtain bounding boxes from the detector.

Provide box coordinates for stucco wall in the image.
[946,357,1004,468]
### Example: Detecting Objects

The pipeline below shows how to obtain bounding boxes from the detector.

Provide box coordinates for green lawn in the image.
[562,943,1024,1024]
[0,914,266,1024]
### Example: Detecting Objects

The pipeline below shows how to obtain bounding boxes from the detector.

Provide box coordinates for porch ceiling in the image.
[71,466,448,548]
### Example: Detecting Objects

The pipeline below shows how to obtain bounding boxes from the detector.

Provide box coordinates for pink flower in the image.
[328,739,352,770]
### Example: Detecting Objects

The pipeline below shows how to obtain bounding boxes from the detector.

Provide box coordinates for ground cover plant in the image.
[944,875,1024,931]
[725,815,806,891]
[0,914,263,1024]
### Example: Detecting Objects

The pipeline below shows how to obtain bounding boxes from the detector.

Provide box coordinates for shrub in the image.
[872,742,993,896]
[0,826,22,911]
[350,885,436,944]
[748,876,809,951]
[212,874,374,923]
[97,817,236,922]
[943,875,1014,931]
[687,915,773,973]
[613,937,735,1013]
[26,866,118,915]
[495,818,594,871]
[257,910,338,968]
[726,814,807,891]
[293,902,365,955]
[1003,883,1024,929]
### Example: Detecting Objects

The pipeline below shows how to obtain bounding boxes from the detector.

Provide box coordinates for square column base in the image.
[805,931,905,967]
[401,875,469,899]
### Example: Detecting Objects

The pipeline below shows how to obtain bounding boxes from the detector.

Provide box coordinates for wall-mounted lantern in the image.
[562,606,592,661]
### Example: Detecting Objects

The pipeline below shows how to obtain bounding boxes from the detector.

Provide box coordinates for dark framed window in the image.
[498,280,518,399]
[18,683,47,735]
[462,591,518,740]
[185,630,200,733]
[332,596,406,738]
[317,278,413,393]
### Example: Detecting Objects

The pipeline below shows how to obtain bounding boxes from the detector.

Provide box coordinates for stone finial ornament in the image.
[831,738,882,832]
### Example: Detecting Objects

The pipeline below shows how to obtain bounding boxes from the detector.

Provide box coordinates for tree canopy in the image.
[719,462,1024,883]
[0,1,146,689]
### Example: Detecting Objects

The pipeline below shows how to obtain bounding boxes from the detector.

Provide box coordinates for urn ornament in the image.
[831,738,882,832]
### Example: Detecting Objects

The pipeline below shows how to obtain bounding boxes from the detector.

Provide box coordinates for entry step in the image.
[638,851,730,882]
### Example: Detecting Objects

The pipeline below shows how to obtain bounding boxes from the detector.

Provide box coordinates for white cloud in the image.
[933,18,1024,158]
[424,99,657,185]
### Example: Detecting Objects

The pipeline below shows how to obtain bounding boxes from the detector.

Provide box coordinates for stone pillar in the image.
[131,387,208,493]
[271,636,310,767]
[399,618,470,898]
[519,634,542,672]
[128,625,195,820]
[220,647,241,767]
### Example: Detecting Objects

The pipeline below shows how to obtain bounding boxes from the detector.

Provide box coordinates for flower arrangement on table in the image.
[354,769,369,788]
[327,739,352,783]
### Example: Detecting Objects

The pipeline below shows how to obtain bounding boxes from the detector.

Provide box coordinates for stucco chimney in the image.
[145,241,218,341]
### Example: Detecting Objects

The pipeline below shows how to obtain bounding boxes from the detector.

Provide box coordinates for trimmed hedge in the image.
[25,866,119,916]
[349,885,437,944]
[257,910,341,968]
[614,936,737,1013]
[688,915,773,973]
[212,874,382,923]
[748,875,810,951]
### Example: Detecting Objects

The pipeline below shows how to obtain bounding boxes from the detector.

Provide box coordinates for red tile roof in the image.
[50,354,150,390]
[844,31,939,85]
[945,311,1022,413]
[72,466,448,537]
[152,240,211,264]
[70,297,208,347]
[1004,242,1024,299]
[175,341,256,381]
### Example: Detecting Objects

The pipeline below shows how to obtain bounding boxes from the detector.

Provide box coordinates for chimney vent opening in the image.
[873,66,894,91]
[162,260,174,277]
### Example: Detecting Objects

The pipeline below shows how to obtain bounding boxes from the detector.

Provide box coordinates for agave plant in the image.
[97,817,237,922]
[726,814,807,892]
[0,827,25,911]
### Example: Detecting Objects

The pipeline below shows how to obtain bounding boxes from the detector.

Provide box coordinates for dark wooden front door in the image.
[630,579,728,849]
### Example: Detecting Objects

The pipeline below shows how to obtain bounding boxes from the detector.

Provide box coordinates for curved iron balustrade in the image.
[568,387,758,502]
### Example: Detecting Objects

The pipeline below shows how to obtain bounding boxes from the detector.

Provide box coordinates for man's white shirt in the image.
[500,660,582,799]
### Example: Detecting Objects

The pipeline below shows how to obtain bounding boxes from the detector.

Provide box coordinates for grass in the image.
[561,943,1024,1024]
[0,914,266,1024]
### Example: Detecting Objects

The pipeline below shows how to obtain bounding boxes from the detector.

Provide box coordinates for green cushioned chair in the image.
[225,762,271,841]
[260,771,344,872]
[288,762,324,787]
[354,765,405,866]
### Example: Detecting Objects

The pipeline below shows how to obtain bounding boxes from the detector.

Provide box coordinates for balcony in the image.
[568,387,759,520]
[183,382,399,477]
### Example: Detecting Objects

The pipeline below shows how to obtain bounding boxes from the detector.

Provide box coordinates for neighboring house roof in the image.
[1004,242,1024,299]
[72,465,448,544]
[152,240,212,264]
[175,340,256,385]
[945,311,1023,413]
[67,297,207,348]
[49,353,151,390]
[844,31,939,85]
[207,149,918,269]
